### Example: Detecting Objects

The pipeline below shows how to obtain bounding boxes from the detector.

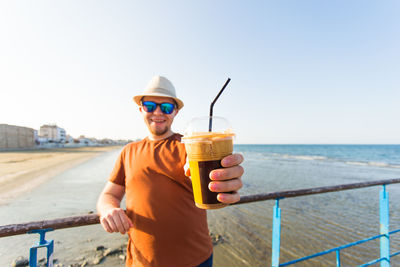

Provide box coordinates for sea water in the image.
[1,145,400,266]
[208,144,400,266]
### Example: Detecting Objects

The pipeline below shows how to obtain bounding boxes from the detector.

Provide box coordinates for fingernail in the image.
[221,158,229,166]
[210,171,219,180]
[208,182,216,191]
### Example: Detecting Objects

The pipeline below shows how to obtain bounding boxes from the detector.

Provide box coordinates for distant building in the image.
[76,135,96,146]
[0,124,36,149]
[66,135,74,144]
[39,124,66,143]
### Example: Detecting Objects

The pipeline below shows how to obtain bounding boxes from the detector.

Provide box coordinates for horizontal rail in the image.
[1,178,400,238]
[280,233,386,266]
[391,251,400,258]
[0,213,99,238]
[234,178,400,205]
[359,257,385,267]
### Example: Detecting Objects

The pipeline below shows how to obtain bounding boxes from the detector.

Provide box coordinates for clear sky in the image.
[1,1,399,144]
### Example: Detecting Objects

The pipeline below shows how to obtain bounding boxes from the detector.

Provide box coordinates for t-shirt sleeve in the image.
[109,149,126,186]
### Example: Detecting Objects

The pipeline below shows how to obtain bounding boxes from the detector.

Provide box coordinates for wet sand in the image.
[0,146,121,205]
[0,146,128,266]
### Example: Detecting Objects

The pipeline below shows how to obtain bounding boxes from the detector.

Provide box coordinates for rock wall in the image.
[0,124,35,149]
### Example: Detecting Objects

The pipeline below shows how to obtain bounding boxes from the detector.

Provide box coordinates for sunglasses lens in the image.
[143,101,156,112]
[161,103,174,114]
[142,101,175,114]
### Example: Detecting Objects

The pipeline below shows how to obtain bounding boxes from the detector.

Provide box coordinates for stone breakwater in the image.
[11,232,225,267]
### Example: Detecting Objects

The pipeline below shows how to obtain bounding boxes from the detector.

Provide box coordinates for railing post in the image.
[271,198,281,267]
[336,250,340,266]
[380,185,390,267]
[28,229,54,267]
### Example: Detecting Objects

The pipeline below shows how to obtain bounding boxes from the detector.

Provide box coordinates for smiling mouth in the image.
[151,119,166,124]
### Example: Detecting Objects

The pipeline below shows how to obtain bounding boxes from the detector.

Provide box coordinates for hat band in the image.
[148,87,177,98]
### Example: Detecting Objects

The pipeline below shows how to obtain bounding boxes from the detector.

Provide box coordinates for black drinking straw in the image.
[209,78,231,132]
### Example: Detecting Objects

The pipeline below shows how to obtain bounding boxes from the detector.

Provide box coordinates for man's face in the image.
[139,96,178,137]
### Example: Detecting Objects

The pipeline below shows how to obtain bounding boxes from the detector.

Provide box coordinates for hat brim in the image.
[133,93,184,110]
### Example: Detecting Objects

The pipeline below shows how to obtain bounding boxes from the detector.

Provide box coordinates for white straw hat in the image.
[133,76,184,110]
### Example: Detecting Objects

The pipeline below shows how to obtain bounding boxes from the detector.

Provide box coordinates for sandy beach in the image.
[0,146,122,205]
[0,145,227,266]
[0,145,130,266]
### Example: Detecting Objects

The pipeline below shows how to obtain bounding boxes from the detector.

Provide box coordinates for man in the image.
[97,76,244,267]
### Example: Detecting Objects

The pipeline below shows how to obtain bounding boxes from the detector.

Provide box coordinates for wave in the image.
[266,153,400,169]
[279,154,327,161]
[345,161,367,166]
[345,161,400,169]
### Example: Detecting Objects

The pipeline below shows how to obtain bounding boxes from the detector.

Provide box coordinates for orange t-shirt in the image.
[109,133,213,267]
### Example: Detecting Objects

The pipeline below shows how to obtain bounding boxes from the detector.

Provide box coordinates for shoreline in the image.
[0,146,123,205]
[0,145,129,266]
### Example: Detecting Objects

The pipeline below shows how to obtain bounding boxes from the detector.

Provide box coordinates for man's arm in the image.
[97,181,133,234]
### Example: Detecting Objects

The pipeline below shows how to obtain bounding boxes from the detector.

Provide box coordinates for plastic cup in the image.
[182,116,235,209]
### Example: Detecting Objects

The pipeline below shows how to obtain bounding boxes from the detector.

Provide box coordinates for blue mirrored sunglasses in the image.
[141,101,176,115]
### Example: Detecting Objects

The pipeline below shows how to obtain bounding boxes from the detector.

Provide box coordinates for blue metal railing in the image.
[28,229,54,267]
[268,184,399,267]
[1,178,400,266]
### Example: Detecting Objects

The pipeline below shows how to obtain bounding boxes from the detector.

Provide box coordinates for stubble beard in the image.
[151,125,170,136]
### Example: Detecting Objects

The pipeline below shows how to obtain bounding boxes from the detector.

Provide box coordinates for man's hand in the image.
[100,207,133,235]
[209,153,244,204]
[97,181,133,235]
